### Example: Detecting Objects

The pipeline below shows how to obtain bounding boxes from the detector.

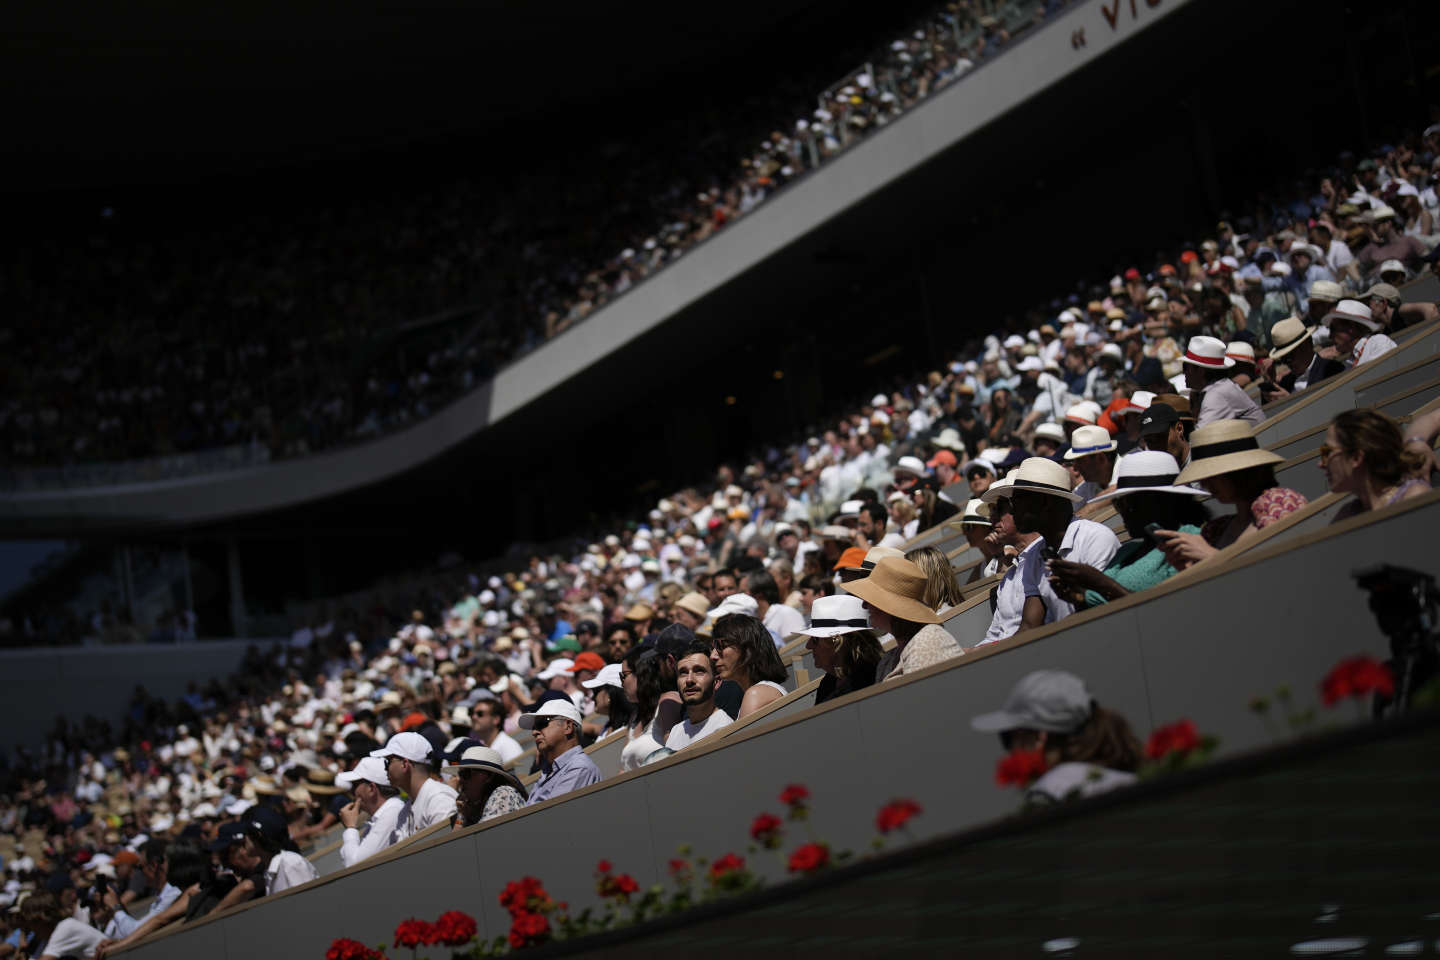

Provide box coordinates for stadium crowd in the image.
[4,110,1440,953]
[2,0,1040,471]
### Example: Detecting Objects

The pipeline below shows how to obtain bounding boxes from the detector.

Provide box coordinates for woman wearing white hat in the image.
[1048,452,1209,608]
[797,596,884,705]
[1157,419,1307,568]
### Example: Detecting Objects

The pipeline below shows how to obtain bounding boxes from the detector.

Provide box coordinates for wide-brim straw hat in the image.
[1089,451,1208,503]
[1174,420,1284,485]
[1007,457,1085,503]
[840,556,943,624]
[1268,317,1315,360]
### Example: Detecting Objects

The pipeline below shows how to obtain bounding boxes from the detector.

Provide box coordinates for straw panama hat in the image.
[1174,420,1284,485]
[1182,335,1235,370]
[840,556,943,624]
[1007,457,1085,503]
[1063,425,1117,460]
[795,595,872,639]
[1088,451,1207,503]
[951,498,991,527]
[980,470,1018,504]
[1268,317,1315,360]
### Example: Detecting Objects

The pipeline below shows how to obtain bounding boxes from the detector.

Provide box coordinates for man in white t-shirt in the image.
[664,643,734,751]
[336,757,405,868]
[468,697,523,763]
[371,732,457,839]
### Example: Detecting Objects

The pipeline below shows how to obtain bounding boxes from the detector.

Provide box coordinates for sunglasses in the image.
[1318,443,1342,464]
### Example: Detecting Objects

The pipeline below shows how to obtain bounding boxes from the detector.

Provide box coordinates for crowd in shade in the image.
[5,121,1440,951]
[1,0,1043,470]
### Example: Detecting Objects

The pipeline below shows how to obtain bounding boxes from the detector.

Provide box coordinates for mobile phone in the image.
[1143,522,1164,547]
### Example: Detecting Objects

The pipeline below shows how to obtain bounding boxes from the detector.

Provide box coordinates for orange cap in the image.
[833,546,868,571]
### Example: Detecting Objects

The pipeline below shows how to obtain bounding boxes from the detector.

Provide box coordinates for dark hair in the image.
[676,639,714,664]
[18,891,63,930]
[1332,408,1430,487]
[1046,706,1143,772]
[605,622,637,646]
[711,569,738,589]
[627,648,668,727]
[165,840,213,891]
[798,574,834,597]
[1115,491,1210,536]
[744,569,781,605]
[599,683,636,731]
[142,838,168,866]
[861,501,889,530]
[710,614,787,686]
[824,628,884,683]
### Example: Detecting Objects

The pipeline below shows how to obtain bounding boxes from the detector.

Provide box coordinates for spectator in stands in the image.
[1048,452,1208,607]
[1325,299,1397,368]
[620,645,682,771]
[1366,282,1439,333]
[912,478,960,532]
[371,731,458,836]
[797,573,834,623]
[971,670,1142,804]
[1353,206,1430,282]
[962,457,998,498]
[1264,315,1343,399]
[1136,402,1190,466]
[446,745,528,827]
[1323,409,1432,522]
[221,806,318,903]
[336,757,404,868]
[581,662,634,738]
[744,569,805,644]
[1063,426,1118,502]
[18,892,105,960]
[904,545,964,612]
[522,698,601,803]
[855,501,890,549]
[845,556,959,680]
[664,640,735,751]
[467,695,524,764]
[1164,420,1306,565]
[671,592,710,632]
[710,614,789,719]
[1185,336,1264,429]
[800,595,883,705]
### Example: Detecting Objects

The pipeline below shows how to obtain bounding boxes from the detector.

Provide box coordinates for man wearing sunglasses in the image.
[520,699,601,806]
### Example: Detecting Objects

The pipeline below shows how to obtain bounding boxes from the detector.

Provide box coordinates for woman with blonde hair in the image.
[798,595,884,705]
[888,495,919,542]
[905,544,964,612]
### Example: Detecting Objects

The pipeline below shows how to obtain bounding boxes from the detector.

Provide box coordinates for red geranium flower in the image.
[432,910,477,947]
[787,842,830,874]
[995,748,1049,788]
[1321,656,1395,706]
[779,784,810,808]
[668,858,690,878]
[708,852,746,879]
[749,812,783,847]
[508,910,550,949]
[499,876,551,918]
[326,938,377,960]
[598,872,640,899]
[393,918,434,949]
[875,798,923,834]
[1145,719,1201,761]
[595,859,613,874]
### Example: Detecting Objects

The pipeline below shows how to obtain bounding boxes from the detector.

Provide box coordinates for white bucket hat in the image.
[1007,457,1084,503]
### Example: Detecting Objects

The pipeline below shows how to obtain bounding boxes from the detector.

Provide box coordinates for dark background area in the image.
[5,0,1439,631]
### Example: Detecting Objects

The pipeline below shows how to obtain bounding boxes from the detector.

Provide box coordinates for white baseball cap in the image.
[518,699,583,730]
[368,731,432,764]
[536,658,574,681]
[582,663,624,690]
[336,756,391,789]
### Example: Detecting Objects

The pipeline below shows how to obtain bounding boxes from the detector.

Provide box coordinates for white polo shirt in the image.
[978,518,1118,645]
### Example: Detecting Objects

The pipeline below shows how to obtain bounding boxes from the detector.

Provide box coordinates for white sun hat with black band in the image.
[795,595,872,639]
[1322,299,1381,333]
[1007,457,1085,503]
[1088,451,1208,503]
[1174,420,1284,485]
[1181,335,1235,370]
[1062,424,1118,460]
[859,545,904,571]
[442,745,528,797]
[980,469,1017,504]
